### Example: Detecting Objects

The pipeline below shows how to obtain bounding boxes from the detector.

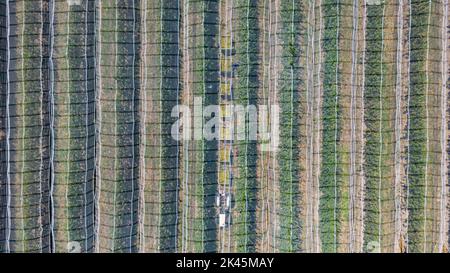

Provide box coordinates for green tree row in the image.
[319,0,343,253]
[52,0,96,253]
[97,0,140,252]
[232,0,259,253]
[7,0,52,253]
[407,0,432,253]
[276,0,304,252]
[362,2,386,251]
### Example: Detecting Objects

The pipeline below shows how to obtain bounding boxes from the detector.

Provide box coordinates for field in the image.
[0,0,448,253]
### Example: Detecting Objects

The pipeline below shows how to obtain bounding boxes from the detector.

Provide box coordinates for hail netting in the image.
[96,0,140,253]
[1,0,51,253]
[0,0,448,253]
[140,0,181,253]
[228,0,260,253]
[50,0,96,253]
[181,0,219,253]
[0,1,7,253]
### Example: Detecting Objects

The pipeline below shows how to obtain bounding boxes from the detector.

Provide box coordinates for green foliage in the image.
[8,2,51,252]
[190,0,219,253]
[276,0,303,252]
[159,0,181,252]
[362,3,385,251]
[319,1,342,253]
[233,0,259,253]
[406,1,431,253]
